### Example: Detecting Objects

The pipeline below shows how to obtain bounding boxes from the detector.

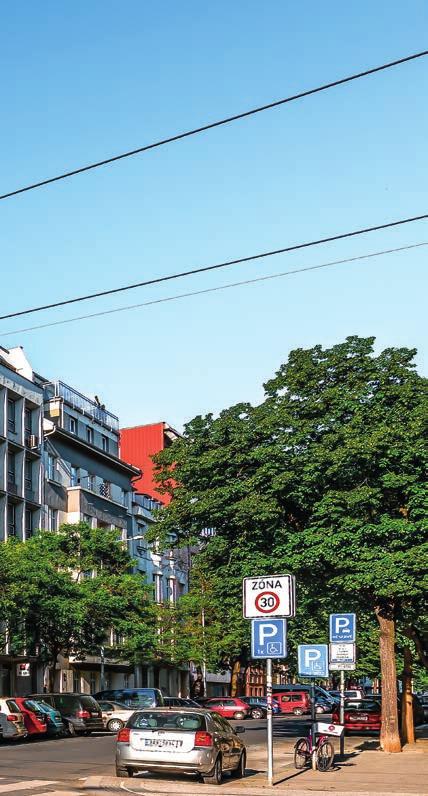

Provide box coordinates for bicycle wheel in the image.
[294,737,310,769]
[317,740,334,772]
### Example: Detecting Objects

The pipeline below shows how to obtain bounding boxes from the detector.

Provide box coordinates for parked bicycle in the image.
[294,724,335,771]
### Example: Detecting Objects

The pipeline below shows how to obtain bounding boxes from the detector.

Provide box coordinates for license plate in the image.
[91,712,99,717]
[143,738,183,749]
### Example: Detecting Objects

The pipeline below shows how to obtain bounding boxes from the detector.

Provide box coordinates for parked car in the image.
[203,698,250,721]
[30,693,103,736]
[94,688,164,709]
[0,698,27,740]
[116,708,246,784]
[13,698,48,738]
[274,691,311,716]
[274,684,333,702]
[314,696,335,714]
[164,697,201,709]
[332,699,381,732]
[240,696,281,718]
[329,688,365,700]
[418,694,428,722]
[98,700,136,733]
[31,700,65,736]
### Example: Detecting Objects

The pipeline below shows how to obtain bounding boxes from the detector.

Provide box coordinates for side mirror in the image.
[234,725,245,734]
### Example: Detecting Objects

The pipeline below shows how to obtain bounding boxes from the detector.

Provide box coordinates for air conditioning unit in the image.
[29,434,39,449]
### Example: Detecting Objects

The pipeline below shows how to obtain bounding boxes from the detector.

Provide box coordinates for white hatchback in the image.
[98,700,136,733]
[0,698,27,740]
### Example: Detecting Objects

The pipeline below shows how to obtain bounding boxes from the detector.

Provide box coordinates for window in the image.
[70,466,78,487]
[25,459,32,490]
[153,573,163,603]
[69,416,77,434]
[87,474,95,491]
[86,426,94,444]
[122,490,128,507]
[89,672,97,693]
[167,578,177,603]
[24,408,32,435]
[7,399,16,433]
[73,672,80,693]
[83,514,92,527]
[124,674,130,689]
[48,507,58,532]
[100,480,111,499]
[25,509,33,538]
[48,454,56,481]
[7,452,15,486]
[7,504,16,536]
[101,435,109,452]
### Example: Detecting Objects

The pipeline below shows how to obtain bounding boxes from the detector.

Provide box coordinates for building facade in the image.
[120,422,179,504]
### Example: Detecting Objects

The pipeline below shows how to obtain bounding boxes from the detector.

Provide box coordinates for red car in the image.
[275,691,311,715]
[204,697,250,720]
[13,698,48,737]
[332,699,381,732]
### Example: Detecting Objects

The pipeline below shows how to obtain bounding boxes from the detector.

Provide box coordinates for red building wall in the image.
[120,422,177,505]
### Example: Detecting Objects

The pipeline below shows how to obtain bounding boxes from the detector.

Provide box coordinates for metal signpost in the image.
[244,575,295,786]
[329,614,357,755]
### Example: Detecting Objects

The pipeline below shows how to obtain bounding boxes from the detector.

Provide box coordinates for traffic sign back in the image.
[243,575,295,618]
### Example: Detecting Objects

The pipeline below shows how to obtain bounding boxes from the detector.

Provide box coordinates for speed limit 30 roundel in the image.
[243,574,296,618]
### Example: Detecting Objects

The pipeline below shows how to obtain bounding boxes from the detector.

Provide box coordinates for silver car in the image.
[116,708,246,784]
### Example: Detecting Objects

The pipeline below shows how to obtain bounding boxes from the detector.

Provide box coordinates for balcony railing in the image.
[7,480,18,495]
[43,381,119,432]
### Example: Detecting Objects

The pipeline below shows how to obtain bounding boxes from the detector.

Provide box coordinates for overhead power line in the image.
[1,49,427,202]
[0,212,427,322]
[1,242,426,337]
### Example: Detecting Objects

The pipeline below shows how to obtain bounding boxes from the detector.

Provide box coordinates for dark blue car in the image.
[240,696,281,718]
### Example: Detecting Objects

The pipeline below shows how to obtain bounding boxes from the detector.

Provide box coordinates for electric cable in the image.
[1,212,427,323]
[1,49,427,202]
[1,241,425,337]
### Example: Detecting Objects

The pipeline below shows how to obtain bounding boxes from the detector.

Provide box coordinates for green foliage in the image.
[0,523,157,680]
[153,337,428,676]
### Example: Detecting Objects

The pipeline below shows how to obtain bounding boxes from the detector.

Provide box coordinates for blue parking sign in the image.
[329,613,356,642]
[251,619,287,659]
[298,644,329,677]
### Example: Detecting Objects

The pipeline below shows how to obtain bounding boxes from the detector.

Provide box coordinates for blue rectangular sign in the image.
[251,618,287,659]
[329,613,356,642]
[298,644,329,677]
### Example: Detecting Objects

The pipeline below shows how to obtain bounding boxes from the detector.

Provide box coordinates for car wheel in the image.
[203,755,222,785]
[230,751,246,779]
[233,711,245,720]
[67,721,76,736]
[293,708,303,716]
[250,707,264,719]
[116,766,134,778]
[107,718,124,733]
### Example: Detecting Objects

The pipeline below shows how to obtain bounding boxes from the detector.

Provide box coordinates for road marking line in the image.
[37,792,85,796]
[0,782,57,793]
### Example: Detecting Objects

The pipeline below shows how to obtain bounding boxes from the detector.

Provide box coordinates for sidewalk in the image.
[82,734,428,795]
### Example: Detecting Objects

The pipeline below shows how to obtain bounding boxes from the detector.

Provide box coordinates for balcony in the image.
[44,381,119,432]
[7,479,18,495]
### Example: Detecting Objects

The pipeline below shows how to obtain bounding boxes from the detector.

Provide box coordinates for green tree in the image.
[153,337,428,752]
[0,523,156,689]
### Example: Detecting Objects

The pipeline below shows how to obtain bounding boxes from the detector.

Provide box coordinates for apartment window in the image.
[122,489,128,507]
[48,454,56,481]
[7,504,16,536]
[124,674,130,688]
[86,426,94,444]
[7,452,16,487]
[89,672,97,693]
[70,466,78,487]
[99,480,111,499]
[167,577,177,603]
[25,509,33,538]
[87,474,95,491]
[48,507,58,532]
[7,399,16,433]
[153,573,163,603]
[25,459,33,490]
[101,435,109,452]
[83,514,92,527]
[69,416,77,434]
[73,672,80,693]
[24,408,32,435]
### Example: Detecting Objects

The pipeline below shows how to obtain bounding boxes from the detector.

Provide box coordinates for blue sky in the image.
[1,1,427,429]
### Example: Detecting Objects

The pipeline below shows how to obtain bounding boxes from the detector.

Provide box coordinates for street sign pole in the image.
[266,658,273,786]
[339,669,345,756]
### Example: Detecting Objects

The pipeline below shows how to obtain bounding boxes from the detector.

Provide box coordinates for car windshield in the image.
[345,700,379,712]
[129,711,207,731]
[22,700,42,711]
[6,700,20,712]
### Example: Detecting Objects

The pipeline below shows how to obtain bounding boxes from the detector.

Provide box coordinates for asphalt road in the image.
[0,715,371,784]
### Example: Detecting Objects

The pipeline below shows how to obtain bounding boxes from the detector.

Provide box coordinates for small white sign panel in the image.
[329,642,356,664]
[329,662,356,671]
[314,722,344,737]
[243,575,295,618]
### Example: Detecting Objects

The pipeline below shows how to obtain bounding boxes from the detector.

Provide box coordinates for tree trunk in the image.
[230,659,241,697]
[401,646,415,745]
[375,603,401,753]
